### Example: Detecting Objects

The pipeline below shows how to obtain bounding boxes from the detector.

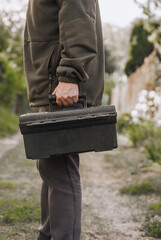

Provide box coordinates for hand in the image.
[53,82,79,106]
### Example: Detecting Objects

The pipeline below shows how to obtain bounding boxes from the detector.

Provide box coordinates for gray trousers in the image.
[37,104,82,240]
[37,154,81,240]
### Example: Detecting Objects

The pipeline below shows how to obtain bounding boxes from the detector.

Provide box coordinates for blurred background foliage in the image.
[0,8,27,136]
[0,11,27,109]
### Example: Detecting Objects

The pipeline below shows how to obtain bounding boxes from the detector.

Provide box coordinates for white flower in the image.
[148,100,154,106]
[135,103,143,111]
[154,96,161,106]
[149,91,156,99]
[132,90,160,121]
[132,117,139,124]
[157,119,161,126]
[140,90,148,97]
[138,95,147,103]
[131,109,139,118]
[141,104,148,112]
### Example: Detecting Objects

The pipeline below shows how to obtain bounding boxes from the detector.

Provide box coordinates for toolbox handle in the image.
[48,94,87,111]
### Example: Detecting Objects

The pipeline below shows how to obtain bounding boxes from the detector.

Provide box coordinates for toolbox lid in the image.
[19,105,117,134]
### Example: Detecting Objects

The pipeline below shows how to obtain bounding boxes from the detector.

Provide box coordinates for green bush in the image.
[121,117,161,164]
[145,126,161,163]
[124,20,154,76]
[126,120,155,148]
[117,113,161,164]
[117,112,132,133]
[0,106,18,137]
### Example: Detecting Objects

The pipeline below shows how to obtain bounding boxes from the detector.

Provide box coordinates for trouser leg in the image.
[37,154,82,240]
[39,181,51,237]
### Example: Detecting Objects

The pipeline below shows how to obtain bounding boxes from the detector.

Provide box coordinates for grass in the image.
[19,159,35,167]
[0,180,14,189]
[149,203,161,217]
[0,197,40,223]
[142,221,161,238]
[0,224,39,240]
[120,177,161,195]
[141,203,161,238]
[0,106,18,137]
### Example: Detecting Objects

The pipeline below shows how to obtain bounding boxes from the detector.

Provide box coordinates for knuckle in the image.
[64,102,68,107]
[73,97,78,103]
[56,98,62,106]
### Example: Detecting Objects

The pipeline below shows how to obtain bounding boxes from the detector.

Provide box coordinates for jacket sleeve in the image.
[56,0,97,84]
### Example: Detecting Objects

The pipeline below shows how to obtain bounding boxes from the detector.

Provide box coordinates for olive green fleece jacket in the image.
[24,0,104,107]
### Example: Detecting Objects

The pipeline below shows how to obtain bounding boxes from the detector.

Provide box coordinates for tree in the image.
[134,0,161,51]
[124,20,154,76]
[134,0,161,19]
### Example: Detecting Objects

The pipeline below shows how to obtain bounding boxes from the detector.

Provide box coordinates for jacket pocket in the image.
[24,41,61,98]
[48,44,61,77]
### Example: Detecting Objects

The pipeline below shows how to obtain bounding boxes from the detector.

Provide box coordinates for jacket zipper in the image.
[48,44,60,94]
[48,73,53,94]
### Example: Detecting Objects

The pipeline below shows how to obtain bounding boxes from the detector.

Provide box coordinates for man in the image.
[24,1,104,240]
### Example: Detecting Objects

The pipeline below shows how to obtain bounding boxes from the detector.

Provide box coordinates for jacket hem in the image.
[29,99,50,108]
[58,76,80,84]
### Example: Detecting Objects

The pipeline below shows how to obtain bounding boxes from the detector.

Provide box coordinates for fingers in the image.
[53,82,79,107]
[56,95,78,106]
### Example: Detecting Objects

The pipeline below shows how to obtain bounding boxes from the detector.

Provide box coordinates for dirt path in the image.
[0,131,22,158]
[0,133,160,240]
[81,152,153,240]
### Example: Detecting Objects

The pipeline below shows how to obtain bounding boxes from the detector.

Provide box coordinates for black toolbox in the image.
[19,96,118,159]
